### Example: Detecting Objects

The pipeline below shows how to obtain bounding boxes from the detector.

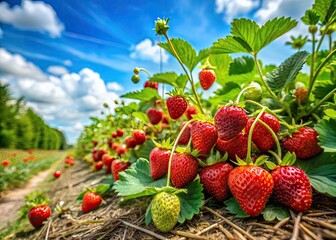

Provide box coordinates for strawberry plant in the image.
[74,0,336,234]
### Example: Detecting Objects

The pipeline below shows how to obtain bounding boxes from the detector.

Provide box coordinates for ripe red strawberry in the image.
[112,132,118,138]
[92,140,98,147]
[111,143,119,151]
[171,153,198,188]
[102,154,115,173]
[82,191,102,213]
[191,121,218,155]
[272,166,312,212]
[228,166,274,216]
[216,133,248,160]
[200,162,233,201]
[294,88,307,104]
[166,96,188,120]
[244,113,280,152]
[162,114,169,124]
[92,149,106,162]
[53,171,62,178]
[2,160,10,166]
[283,127,323,159]
[111,160,131,181]
[185,105,197,120]
[117,144,127,156]
[95,161,103,170]
[178,122,192,145]
[28,205,51,228]
[214,106,248,141]
[132,130,146,145]
[116,129,124,137]
[125,136,137,148]
[150,147,171,180]
[199,69,216,90]
[144,81,158,90]
[146,108,163,125]
[107,138,113,149]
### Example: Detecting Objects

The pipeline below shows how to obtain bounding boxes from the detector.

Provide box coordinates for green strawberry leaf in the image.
[313,81,336,100]
[261,204,290,221]
[207,54,232,86]
[212,17,297,54]
[95,184,110,195]
[208,82,241,105]
[175,74,188,90]
[325,109,336,119]
[224,197,250,218]
[145,202,152,225]
[265,51,310,95]
[177,178,204,224]
[113,158,167,200]
[301,9,320,25]
[295,152,336,197]
[315,118,336,152]
[132,112,149,123]
[121,88,160,101]
[312,0,336,24]
[229,56,255,75]
[159,38,198,71]
[149,72,178,86]
[135,140,155,159]
[76,191,86,202]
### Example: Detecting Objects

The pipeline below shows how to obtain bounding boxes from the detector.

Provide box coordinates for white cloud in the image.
[253,0,314,41]
[47,65,68,75]
[107,82,124,91]
[215,0,259,23]
[1,51,120,144]
[130,39,169,64]
[0,48,47,81]
[0,1,64,37]
[63,59,72,66]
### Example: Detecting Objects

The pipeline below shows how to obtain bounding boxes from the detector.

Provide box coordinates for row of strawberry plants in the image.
[46,0,336,234]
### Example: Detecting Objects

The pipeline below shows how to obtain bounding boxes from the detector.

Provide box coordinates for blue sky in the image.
[0,0,314,144]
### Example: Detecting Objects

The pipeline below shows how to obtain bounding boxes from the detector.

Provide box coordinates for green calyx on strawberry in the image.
[166,88,189,120]
[282,126,323,159]
[214,104,248,141]
[151,191,180,232]
[150,139,173,180]
[198,57,216,90]
[154,17,170,36]
[78,184,110,213]
[26,193,51,228]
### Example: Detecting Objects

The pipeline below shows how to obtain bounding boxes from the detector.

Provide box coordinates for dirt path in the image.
[0,167,55,230]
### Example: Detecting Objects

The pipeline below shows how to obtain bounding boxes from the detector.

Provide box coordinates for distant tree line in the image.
[0,83,67,150]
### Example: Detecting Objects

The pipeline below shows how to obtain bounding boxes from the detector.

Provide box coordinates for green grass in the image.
[0,149,66,192]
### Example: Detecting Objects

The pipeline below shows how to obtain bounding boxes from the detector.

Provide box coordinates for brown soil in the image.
[4,161,336,240]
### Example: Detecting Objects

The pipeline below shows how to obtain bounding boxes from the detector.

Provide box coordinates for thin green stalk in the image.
[268,150,282,165]
[314,29,327,55]
[309,32,316,84]
[256,119,281,159]
[163,33,205,114]
[305,87,336,117]
[307,49,336,99]
[245,100,292,129]
[246,108,265,165]
[236,86,253,103]
[140,68,152,78]
[166,119,195,187]
[253,54,278,100]
[329,34,335,82]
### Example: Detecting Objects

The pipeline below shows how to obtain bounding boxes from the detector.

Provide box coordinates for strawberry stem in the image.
[268,150,282,165]
[256,119,282,159]
[246,108,265,165]
[139,68,152,78]
[235,86,254,103]
[166,119,196,187]
[162,33,205,114]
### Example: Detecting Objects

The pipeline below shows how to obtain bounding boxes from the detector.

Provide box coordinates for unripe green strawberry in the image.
[243,82,262,101]
[151,192,180,232]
